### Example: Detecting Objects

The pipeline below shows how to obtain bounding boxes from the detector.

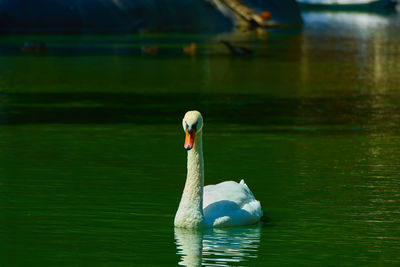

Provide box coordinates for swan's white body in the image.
[174,111,263,228]
[203,180,262,227]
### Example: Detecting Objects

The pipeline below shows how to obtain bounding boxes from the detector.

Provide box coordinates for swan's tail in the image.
[239,179,263,218]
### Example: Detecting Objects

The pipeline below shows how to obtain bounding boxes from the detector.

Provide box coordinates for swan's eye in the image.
[189,124,197,132]
[185,122,197,133]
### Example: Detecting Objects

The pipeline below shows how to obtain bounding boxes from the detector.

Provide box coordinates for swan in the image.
[174,110,263,228]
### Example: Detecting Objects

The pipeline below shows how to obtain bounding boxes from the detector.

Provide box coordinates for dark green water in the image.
[1,11,400,266]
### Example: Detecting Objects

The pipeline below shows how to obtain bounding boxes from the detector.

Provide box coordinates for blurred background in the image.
[1,0,400,266]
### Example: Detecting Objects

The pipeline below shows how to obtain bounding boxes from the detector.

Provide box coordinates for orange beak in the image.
[184,129,195,150]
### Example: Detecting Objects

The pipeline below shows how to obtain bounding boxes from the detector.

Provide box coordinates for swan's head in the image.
[182,110,203,150]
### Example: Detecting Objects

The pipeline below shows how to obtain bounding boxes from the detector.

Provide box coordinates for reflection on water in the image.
[175,225,261,266]
[304,11,391,32]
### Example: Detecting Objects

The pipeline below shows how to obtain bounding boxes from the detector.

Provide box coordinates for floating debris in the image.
[141,45,158,55]
[23,42,46,54]
[183,43,197,56]
[220,40,253,56]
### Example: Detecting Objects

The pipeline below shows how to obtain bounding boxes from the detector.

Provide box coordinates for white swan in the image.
[174,110,263,228]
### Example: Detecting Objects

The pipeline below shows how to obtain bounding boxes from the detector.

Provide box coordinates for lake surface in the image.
[1,10,400,266]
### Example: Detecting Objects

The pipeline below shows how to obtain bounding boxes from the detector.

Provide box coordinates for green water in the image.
[1,11,400,266]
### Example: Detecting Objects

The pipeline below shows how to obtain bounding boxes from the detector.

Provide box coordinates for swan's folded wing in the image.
[203,180,263,227]
[203,181,254,208]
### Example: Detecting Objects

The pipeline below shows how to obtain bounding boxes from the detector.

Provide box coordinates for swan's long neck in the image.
[175,131,206,228]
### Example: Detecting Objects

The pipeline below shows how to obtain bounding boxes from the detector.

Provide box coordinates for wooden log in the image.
[219,0,264,27]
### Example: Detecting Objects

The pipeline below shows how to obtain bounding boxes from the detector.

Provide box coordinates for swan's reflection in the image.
[175,225,261,266]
